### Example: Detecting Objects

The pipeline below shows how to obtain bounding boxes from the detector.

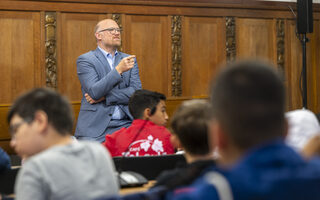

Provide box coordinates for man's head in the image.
[8,88,73,158]
[210,60,286,153]
[170,99,213,157]
[95,19,121,50]
[129,89,168,126]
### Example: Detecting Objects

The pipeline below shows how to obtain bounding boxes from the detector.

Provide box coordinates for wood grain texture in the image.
[181,16,225,97]
[0,11,43,104]
[237,18,277,62]
[57,13,107,101]
[284,19,303,111]
[308,20,320,113]
[124,15,170,96]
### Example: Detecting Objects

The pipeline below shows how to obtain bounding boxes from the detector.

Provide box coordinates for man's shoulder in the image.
[78,49,98,60]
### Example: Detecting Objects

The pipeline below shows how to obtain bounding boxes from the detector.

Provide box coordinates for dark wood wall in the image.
[1,0,320,153]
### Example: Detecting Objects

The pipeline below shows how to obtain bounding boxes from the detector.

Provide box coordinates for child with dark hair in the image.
[152,99,215,189]
[8,88,118,200]
[103,89,174,157]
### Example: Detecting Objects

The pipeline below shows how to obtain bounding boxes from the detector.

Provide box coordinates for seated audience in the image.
[285,109,320,151]
[0,148,10,173]
[103,89,175,157]
[152,99,215,189]
[162,60,320,200]
[8,88,119,200]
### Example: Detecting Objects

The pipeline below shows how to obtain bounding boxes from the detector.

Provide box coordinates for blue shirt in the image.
[98,46,124,120]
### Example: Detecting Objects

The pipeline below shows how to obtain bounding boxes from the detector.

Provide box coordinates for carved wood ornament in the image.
[45,12,57,89]
[171,15,182,96]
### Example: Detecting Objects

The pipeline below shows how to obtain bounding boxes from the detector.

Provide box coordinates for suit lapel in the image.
[94,48,111,74]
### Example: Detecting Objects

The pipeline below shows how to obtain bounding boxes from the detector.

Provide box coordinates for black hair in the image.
[7,88,74,135]
[210,60,285,150]
[129,89,166,119]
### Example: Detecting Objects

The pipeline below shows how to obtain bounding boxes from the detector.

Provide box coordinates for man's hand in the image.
[85,93,105,104]
[116,55,136,75]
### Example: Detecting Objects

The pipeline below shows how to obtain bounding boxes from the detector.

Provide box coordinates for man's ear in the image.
[33,111,49,135]
[95,32,101,41]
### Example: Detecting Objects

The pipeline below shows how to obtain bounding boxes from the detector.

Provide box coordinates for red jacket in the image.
[103,119,175,157]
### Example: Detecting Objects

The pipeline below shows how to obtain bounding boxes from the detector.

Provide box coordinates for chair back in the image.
[113,154,186,180]
[0,167,20,194]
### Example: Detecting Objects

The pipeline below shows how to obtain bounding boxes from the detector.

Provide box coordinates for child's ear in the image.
[170,134,182,149]
[33,110,49,135]
[143,108,152,120]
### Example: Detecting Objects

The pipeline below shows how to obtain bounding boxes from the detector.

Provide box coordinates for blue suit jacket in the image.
[75,48,142,139]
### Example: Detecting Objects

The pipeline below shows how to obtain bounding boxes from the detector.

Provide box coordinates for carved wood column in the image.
[226,17,236,63]
[45,12,57,89]
[276,19,285,79]
[171,15,182,96]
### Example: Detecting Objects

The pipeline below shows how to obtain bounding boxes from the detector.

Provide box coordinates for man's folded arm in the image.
[77,57,122,100]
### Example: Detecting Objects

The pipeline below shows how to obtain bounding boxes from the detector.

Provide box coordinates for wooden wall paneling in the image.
[71,102,80,135]
[0,11,42,104]
[0,11,42,154]
[284,19,302,110]
[0,105,13,154]
[124,15,170,96]
[0,0,302,19]
[0,105,10,140]
[308,20,320,113]
[57,12,107,101]
[236,18,276,63]
[181,16,226,97]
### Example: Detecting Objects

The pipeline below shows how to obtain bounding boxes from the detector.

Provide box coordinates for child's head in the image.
[170,99,214,156]
[8,88,73,158]
[129,89,168,126]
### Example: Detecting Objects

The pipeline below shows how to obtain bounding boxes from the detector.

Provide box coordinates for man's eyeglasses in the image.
[98,28,122,34]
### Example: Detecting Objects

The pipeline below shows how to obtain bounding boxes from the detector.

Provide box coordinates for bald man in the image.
[75,19,142,142]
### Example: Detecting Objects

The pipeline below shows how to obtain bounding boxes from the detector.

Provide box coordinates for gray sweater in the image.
[15,140,119,200]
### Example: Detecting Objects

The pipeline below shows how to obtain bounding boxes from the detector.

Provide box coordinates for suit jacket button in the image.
[109,114,112,116]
